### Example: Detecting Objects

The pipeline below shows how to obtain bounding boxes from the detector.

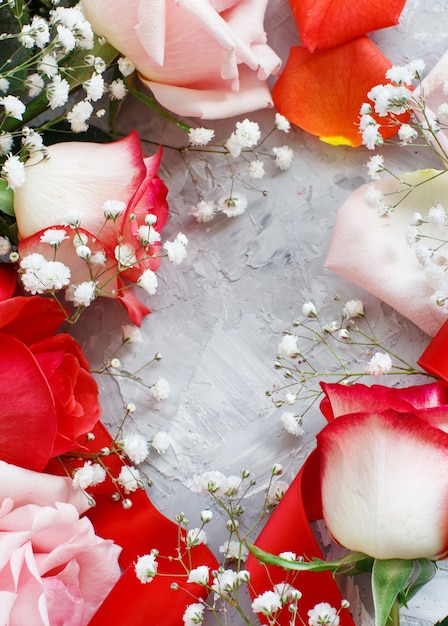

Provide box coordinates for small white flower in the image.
[137,224,160,245]
[365,352,392,376]
[193,470,228,496]
[359,113,377,130]
[122,325,142,343]
[385,65,414,85]
[91,250,107,266]
[234,119,261,147]
[272,145,294,170]
[0,236,11,256]
[163,233,188,265]
[281,411,304,436]
[278,334,299,358]
[20,253,46,271]
[267,481,289,506]
[186,528,207,547]
[274,113,291,132]
[84,72,104,101]
[398,123,418,143]
[217,193,248,217]
[248,159,265,179]
[73,232,88,248]
[150,377,170,401]
[366,154,384,180]
[0,78,9,93]
[427,204,446,229]
[66,100,93,132]
[45,74,70,110]
[187,566,209,585]
[407,59,426,79]
[25,73,45,97]
[302,301,317,317]
[56,24,76,52]
[134,553,158,583]
[362,124,383,150]
[219,540,248,562]
[200,510,213,523]
[183,603,204,626]
[72,461,106,489]
[251,590,282,616]
[39,261,71,291]
[74,245,91,264]
[118,57,135,77]
[437,103,448,118]
[0,95,26,120]
[38,53,59,78]
[343,299,364,318]
[117,465,142,493]
[211,569,238,597]
[104,199,126,219]
[284,392,297,405]
[40,228,68,247]
[71,281,97,306]
[224,133,242,157]
[308,602,340,626]
[151,431,171,454]
[121,434,149,464]
[188,127,215,146]
[137,269,158,295]
[364,185,385,211]
[109,78,128,100]
[190,200,216,223]
[2,155,25,189]
[0,132,13,156]
[279,551,297,561]
[115,243,137,268]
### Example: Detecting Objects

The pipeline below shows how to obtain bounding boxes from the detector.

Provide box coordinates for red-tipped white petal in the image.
[318,410,448,559]
[326,169,448,336]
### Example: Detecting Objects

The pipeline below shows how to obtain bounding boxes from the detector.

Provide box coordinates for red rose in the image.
[0,293,100,471]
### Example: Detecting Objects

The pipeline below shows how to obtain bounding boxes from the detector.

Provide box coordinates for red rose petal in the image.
[0,264,18,301]
[0,332,56,470]
[290,0,406,52]
[0,296,65,345]
[272,37,398,147]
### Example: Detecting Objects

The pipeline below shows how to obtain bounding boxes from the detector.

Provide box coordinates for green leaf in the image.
[434,616,448,626]
[404,559,437,602]
[247,542,373,575]
[372,559,414,626]
[0,180,15,217]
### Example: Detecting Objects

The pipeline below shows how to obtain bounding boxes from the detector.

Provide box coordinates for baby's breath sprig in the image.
[269,297,428,428]
[141,112,294,224]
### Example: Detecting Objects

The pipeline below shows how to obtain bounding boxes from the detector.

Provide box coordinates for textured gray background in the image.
[72,1,448,623]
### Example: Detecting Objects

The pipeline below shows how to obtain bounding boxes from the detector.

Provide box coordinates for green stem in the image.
[387,598,400,626]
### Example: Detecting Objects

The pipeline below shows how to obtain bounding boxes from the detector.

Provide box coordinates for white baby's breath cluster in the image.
[132,460,351,625]
[188,113,293,224]
[0,1,134,191]
[405,203,448,314]
[270,297,422,424]
[358,60,448,217]
[17,208,187,319]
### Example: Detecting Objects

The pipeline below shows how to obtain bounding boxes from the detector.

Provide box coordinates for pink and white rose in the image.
[317,382,448,560]
[81,0,281,119]
[0,462,121,626]
[15,132,168,325]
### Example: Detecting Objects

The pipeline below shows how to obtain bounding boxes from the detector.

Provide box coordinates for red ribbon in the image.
[48,421,218,625]
[247,449,356,626]
[418,319,448,381]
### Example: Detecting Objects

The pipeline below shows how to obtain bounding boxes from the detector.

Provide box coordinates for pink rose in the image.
[317,383,448,559]
[0,499,120,626]
[81,0,281,119]
[15,132,168,325]
[326,53,448,337]
[326,169,448,337]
